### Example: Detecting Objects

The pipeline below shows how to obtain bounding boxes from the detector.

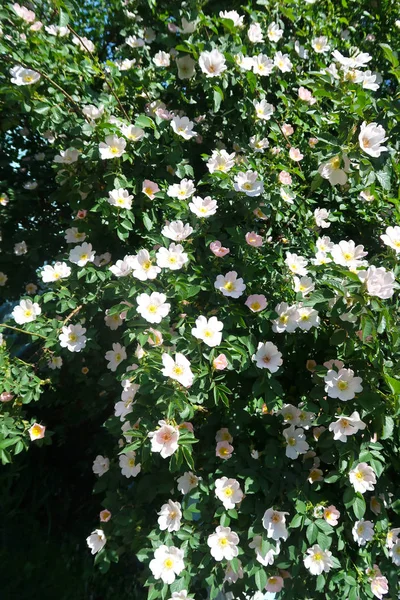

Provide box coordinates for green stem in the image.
[0,323,48,340]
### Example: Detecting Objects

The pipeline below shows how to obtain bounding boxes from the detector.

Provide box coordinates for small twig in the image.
[0,323,48,340]
[2,50,90,123]
[63,304,83,325]
[66,24,131,121]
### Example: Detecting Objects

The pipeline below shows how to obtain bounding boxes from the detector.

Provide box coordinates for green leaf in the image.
[143,213,153,231]
[306,522,318,544]
[59,7,70,26]
[255,568,267,591]
[135,115,156,130]
[213,87,223,113]
[353,494,366,519]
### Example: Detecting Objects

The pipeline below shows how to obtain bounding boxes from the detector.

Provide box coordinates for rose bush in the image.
[0,0,400,599]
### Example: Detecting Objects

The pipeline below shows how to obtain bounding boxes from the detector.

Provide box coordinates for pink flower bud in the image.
[213,353,228,370]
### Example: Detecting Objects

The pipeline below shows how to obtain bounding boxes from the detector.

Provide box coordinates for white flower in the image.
[92,455,109,476]
[149,545,184,584]
[59,324,87,352]
[295,40,309,59]
[122,124,145,141]
[41,262,71,283]
[267,22,283,42]
[250,136,270,152]
[318,155,350,186]
[371,575,389,599]
[99,135,126,159]
[289,147,303,161]
[274,51,292,72]
[69,242,95,267]
[177,471,201,494]
[381,226,400,253]
[189,196,218,217]
[86,530,106,555]
[207,526,239,561]
[214,477,243,509]
[249,536,280,566]
[207,149,236,173]
[105,343,127,371]
[153,51,170,67]
[156,243,188,270]
[10,66,40,86]
[234,171,264,196]
[293,276,315,297]
[362,70,380,91]
[109,256,134,277]
[253,99,275,120]
[82,104,104,120]
[332,49,372,68]
[304,545,334,575]
[199,49,227,77]
[390,540,400,566]
[171,116,197,140]
[107,188,133,209]
[329,411,366,442]
[235,53,254,70]
[283,425,309,459]
[65,228,86,243]
[179,17,197,34]
[126,35,144,48]
[219,10,244,27]
[358,122,388,158]
[119,451,141,477]
[312,36,330,53]
[12,299,41,324]
[352,520,374,546]
[314,208,330,228]
[252,54,274,76]
[130,249,161,281]
[136,292,171,324]
[158,499,182,532]
[285,252,308,276]
[331,240,368,269]
[13,3,35,22]
[316,236,334,253]
[272,302,299,333]
[358,266,395,299]
[248,23,264,43]
[162,220,193,241]
[324,368,363,401]
[167,178,196,199]
[253,342,283,372]
[296,306,320,331]
[72,35,95,52]
[48,356,63,370]
[53,148,80,164]
[298,409,315,429]
[148,420,180,458]
[278,404,301,425]
[192,316,223,347]
[349,462,377,494]
[176,55,196,79]
[262,508,289,541]
[214,271,246,298]
[14,241,28,255]
[162,353,194,388]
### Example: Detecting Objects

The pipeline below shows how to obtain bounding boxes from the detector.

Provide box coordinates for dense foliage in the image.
[1,0,400,598]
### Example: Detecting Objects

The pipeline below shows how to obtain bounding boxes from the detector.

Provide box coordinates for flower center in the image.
[110,147,120,154]
[128,458,135,467]
[203,329,213,338]
[338,381,348,390]
[148,304,157,313]
[164,558,174,569]
[24,309,33,317]
[224,281,234,291]
[313,553,323,561]
[32,425,42,436]
[219,537,228,546]
[80,253,88,261]
[143,260,152,270]
[173,366,184,376]
[224,488,233,497]
[69,334,77,342]
[288,437,296,446]
[251,302,261,311]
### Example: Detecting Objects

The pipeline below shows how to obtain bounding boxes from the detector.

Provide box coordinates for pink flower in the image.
[142,179,159,199]
[309,137,318,147]
[298,86,316,104]
[279,171,292,185]
[245,294,267,312]
[216,441,233,460]
[289,147,304,161]
[371,576,389,599]
[265,576,284,593]
[148,420,180,458]
[0,392,14,402]
[147,328,164,346]
[179,422,194,433]
[210,241,230,257]
[76,209,87,219]
[100,509,112,522]
[213,353,228,370]
[168,22,178,33]
[323,505,340,526]
[28,423,46,441]
[282,123,294,136]
[245,231,263,247]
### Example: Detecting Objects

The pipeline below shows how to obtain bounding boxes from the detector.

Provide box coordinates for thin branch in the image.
[0,323,48,340]
[66,24,131,121]
[2,50,90,123]
[62,304,83,325]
